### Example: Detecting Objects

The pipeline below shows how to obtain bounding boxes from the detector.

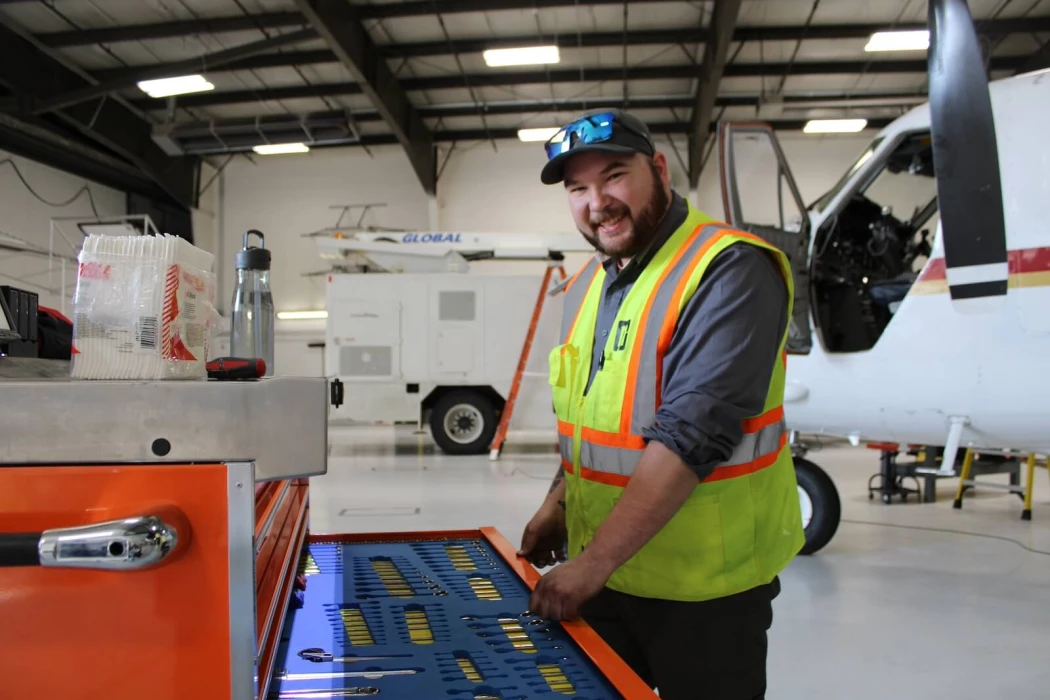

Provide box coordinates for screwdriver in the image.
[275,670,417,681]
[271,688,378,698]
[206,357,266,380]
[297,648,412,664]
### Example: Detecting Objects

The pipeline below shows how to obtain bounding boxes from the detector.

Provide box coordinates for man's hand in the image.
[529,555,611,621]
[518,500,567,568]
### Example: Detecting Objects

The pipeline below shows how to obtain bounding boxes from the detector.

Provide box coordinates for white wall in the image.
[219,131,876,376]
[0,149,126,312]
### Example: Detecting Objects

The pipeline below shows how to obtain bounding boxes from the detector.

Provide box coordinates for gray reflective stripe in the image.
[721,419,786,468]
[558,433,573,461]
[629,222,731,434]
[578,440,642,476]
[571,419,785,479]
[560,256,602,343]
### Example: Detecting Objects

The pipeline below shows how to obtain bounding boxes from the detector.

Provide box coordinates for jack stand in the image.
[868,449,922,504]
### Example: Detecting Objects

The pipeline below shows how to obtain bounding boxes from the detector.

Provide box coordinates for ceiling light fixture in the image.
[253,142,311,155]
[864,30,930,52]
[483,45,560,67]
[137,74,215,98]
[277,310,328,320]
[803,119,869,134]
[517,127,561,142]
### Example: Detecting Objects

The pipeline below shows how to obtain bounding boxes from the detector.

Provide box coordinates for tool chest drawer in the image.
[269,529,656,700]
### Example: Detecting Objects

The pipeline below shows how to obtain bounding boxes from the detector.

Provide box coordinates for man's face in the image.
[563,150,671,259]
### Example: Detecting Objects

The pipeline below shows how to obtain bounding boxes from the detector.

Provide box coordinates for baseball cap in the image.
[540,109,656,185]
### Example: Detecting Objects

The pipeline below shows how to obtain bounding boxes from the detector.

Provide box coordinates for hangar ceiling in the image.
[0,0,1046,199]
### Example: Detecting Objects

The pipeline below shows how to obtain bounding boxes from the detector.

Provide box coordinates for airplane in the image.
[716,0,1050,553]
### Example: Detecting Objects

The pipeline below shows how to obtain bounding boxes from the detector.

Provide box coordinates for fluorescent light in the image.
[137,74,214,98]
[864,30,929,52]
[277,310,328,320]
[483,45,560,67]
[253,142,310,155]
[803,119,868,134]
[518,127,561,142]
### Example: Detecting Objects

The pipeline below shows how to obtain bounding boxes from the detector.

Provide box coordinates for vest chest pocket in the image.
[548,343,579,419]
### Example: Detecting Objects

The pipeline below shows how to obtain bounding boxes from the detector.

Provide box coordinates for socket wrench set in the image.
[268,533,627,700]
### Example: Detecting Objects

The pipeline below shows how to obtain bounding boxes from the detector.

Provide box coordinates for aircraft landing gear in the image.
[793,457,841,555]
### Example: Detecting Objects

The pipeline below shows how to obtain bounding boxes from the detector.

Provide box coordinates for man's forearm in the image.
[576,440,698,576]
[545,466,567,509]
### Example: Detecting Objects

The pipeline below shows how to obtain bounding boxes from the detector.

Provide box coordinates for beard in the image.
[579,163,670,260]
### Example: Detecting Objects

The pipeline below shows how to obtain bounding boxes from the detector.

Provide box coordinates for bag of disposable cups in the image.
[70,233,217,380]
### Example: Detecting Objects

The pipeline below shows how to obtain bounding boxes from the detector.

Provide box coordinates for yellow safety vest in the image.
[549,203,804,602]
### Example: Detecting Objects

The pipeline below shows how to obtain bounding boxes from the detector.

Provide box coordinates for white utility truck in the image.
[317,231,592,454]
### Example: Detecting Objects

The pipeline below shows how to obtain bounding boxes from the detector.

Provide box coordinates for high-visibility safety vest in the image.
[549,203,805,602]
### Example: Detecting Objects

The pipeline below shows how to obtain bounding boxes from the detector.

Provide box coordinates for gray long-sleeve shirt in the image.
[585,191,789,481]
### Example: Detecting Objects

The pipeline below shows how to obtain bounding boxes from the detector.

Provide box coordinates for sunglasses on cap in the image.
[543,111,651,161]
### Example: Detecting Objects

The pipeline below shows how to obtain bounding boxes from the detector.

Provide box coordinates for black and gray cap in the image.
[540,109,656,185]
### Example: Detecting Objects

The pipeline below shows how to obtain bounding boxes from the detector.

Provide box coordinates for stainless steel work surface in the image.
[0,376,329,481]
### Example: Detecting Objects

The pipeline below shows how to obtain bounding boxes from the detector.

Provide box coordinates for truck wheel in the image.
[430,390,498,455]
[795,457,841,555]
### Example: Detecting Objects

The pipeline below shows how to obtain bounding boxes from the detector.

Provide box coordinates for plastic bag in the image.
[70,233,217,380]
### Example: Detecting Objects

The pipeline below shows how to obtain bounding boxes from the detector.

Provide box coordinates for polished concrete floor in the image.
[310,425,1050,700]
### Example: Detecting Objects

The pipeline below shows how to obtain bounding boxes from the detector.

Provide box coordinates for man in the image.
[517,109,804,700]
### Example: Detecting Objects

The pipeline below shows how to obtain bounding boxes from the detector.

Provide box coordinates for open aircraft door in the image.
[717,122,812,354]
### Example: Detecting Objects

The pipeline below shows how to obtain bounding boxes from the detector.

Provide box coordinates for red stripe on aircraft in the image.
[917,246,1050,282]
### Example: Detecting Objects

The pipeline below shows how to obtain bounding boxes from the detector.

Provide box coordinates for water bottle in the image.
[230,230,274,376]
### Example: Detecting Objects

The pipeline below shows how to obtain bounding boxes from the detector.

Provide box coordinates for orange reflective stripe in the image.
[705,433,788,483]
[654,229,735,407]
[622,224,709,433]
[741,405,784,434]
[558,420,574,437]
[581,427,646,450]
[563,458,631,488]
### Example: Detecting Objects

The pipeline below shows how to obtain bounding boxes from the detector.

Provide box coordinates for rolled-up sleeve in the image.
[640,242,789,480]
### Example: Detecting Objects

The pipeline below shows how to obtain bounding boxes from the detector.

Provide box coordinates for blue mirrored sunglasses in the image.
[544,112,618,160]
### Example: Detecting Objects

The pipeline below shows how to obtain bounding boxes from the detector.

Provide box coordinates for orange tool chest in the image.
[0,375,655,700]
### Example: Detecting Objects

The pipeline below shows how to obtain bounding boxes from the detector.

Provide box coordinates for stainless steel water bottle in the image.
[230,230,274,375]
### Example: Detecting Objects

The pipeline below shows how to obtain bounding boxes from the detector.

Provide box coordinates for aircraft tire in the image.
[794,457,841,555]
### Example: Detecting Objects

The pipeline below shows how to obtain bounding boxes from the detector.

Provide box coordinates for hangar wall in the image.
[220,132,876,316]
[0,149,126,312]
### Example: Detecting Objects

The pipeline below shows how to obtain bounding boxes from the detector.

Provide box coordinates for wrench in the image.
[271,688,379,698]
[298,648,412,664]
[276,670,418,682]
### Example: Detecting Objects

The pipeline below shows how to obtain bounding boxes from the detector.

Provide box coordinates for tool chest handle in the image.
[0,515,180,570]
[0,532,42,566]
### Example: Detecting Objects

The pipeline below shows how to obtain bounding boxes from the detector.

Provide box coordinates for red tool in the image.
[206,357,266,380]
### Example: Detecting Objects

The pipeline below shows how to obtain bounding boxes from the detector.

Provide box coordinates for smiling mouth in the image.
[594,212,627,234]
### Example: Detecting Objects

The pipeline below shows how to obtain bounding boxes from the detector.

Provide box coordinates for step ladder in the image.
[488,263,567,460]
[953,447,1048,520]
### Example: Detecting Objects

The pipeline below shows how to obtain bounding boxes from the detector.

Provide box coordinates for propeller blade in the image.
[927,0,1009,311]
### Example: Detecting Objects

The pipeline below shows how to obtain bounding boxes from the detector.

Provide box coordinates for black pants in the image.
[581,578,780,700]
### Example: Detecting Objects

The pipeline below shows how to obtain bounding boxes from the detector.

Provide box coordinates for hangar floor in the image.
[310,425,1050,700]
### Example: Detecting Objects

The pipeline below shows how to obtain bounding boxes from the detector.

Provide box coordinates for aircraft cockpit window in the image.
[810,131,937,353]
[810,137,883,214]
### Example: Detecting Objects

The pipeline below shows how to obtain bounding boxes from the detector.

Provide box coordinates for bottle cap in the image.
[236,229,271,270]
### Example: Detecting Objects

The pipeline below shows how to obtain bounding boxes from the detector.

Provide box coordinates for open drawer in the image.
[269,528,657,700]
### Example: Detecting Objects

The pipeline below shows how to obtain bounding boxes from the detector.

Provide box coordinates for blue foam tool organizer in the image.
[269,537,626,699]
